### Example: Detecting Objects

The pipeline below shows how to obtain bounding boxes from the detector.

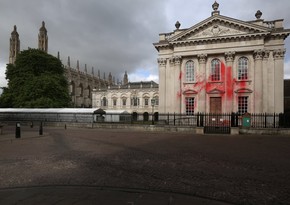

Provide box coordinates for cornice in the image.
[170,32,268,47]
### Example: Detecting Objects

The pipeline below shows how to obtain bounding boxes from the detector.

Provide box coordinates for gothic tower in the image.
[108,72,113,85]
[38,21,48,52]
[9,25,20,64]
[123,71,128,85]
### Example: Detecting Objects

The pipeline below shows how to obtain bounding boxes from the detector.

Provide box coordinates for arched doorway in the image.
[143,112,149,121]
[154,112,159,121]
[132,112,138,121]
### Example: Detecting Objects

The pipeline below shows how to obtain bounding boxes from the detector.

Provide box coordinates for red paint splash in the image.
[179,71,183,80]
[177,60,251,110]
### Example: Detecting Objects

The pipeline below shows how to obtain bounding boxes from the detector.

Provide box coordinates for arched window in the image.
[102,97,107,107]
[185,60,194,82]
[211,59,221,81]
[238,57,248,80]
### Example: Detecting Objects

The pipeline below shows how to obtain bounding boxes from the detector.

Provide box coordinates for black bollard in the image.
[30,121,33,128]
[39,122,43,135]
[15,122,21,138]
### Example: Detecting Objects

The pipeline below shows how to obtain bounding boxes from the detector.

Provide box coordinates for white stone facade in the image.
[92,81,159,114]
[154,3,290,114]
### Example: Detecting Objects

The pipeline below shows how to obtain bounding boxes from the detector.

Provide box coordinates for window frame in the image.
[238,96,248,114]
[211,59,221,81]
[238,57,249,80]
[185,97,195,116]
[185,60,195,82]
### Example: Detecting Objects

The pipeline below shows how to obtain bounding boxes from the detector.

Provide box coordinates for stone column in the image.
[262,50,270,113]
[197,54,207,113]
[172,56,182,114]
[158,58,167,114]
[225,51,235,113]
[273,49,286,113]
[253,49,263,113]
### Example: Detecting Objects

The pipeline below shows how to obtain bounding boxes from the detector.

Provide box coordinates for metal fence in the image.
[1,111,290,128]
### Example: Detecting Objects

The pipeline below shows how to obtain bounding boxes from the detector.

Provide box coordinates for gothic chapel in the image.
[154,2,290,114]
[9,21,113,108]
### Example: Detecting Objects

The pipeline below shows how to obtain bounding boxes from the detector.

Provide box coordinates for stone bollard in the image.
[15,122,21,138]
[39,122,43,135]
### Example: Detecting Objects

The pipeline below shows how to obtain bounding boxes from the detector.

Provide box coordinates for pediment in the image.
[234,88,253,93]
[207,88,225,94]
[188,24,247,39]
[169,15,270,42]
[183,89,198,95]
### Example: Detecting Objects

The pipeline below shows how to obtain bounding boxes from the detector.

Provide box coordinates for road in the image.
[0,125,290,204]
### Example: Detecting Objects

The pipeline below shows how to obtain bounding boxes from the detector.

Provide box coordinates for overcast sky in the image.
[1,0,290,88]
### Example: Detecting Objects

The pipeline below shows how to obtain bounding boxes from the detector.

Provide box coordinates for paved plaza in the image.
[0,124,290,204]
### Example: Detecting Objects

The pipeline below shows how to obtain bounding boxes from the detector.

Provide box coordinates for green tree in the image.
[0,49,71,108]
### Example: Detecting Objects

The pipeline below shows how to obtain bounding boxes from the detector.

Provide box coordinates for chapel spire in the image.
[9,25,20,64]
[38,21,48,52]
[123,71,128,85]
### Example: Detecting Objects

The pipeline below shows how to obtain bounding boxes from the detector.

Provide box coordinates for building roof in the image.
[95,81,159,91]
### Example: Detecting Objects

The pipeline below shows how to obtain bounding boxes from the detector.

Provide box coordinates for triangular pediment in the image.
[234,88,253,93]
[169,15,270,42]
[207,88,225,94]
[183,89,198,95]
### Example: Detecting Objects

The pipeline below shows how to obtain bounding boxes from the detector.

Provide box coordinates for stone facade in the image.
[284,79,290,113]
[154,2,290,114]
[9,21,113,108]
[92,78,159,115]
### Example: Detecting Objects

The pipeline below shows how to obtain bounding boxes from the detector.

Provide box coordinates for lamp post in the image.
[151,98,155,125]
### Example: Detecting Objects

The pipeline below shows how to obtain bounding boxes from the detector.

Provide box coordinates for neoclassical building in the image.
[9,21,114,108]
[154,2,290,114]
[92,72,159,116]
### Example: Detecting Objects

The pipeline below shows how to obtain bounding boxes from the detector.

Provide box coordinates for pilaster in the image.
[197,54,207,113]
[225,51,235,113]
[171,56,182,114]
[273,49,286,113]
[253,49,263,113]
[158,58,167,113]
[262,49,270,113]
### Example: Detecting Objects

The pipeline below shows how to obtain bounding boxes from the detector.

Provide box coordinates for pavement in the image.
[0,124,290,204]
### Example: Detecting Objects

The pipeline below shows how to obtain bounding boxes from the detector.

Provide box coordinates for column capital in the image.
[253,49,263,60]
[225,51,235,62]
[197,54,207,64]
[262,49,270,60]
[170,56,182,65]
[157,58,167,66]
[273,49,286,60]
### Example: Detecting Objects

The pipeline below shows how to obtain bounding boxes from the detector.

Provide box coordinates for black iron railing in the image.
[1,111,290,128]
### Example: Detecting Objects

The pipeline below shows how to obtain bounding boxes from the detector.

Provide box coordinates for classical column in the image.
[262,50,270,113]
[197,54,207,113]
[225,51,235,113]
[172,56,182,114]
[158,58,167,114]
[273,49,286,113]
[253,49,263,113]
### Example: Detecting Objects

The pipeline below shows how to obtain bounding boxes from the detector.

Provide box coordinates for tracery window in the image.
[211,59,221,81]
[131,96,139,106]
[238,57,248,80]
[185,60,194,82]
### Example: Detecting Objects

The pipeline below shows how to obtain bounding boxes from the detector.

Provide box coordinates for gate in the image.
[203,113,231,134]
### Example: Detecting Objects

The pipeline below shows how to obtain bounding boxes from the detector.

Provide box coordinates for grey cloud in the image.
[1,0,290,85]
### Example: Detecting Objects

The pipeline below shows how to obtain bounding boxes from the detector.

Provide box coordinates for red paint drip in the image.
[179,71,183,80]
